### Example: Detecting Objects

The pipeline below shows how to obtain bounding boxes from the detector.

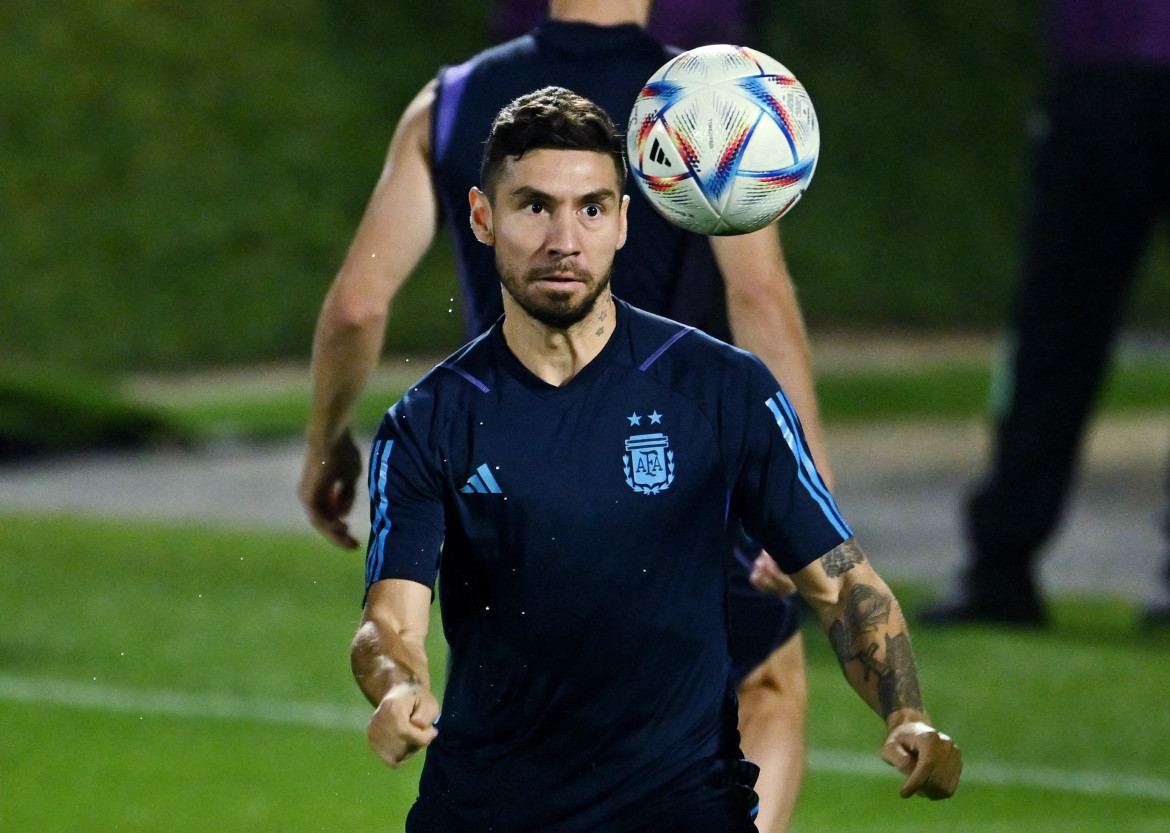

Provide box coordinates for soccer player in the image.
[301,3,825,831]
[921,0,1170,628]
[489,0,766,50]
[352,87,961,833]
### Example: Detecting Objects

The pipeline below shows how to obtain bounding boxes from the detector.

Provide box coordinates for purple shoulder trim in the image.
[439,361,491,392]
[638,327,694,371]
[434,59,476,163]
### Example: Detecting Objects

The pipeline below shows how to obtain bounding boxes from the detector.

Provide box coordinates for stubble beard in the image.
[499,259,613,330]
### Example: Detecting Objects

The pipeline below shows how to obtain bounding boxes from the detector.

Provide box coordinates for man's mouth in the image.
[530,266,587,286]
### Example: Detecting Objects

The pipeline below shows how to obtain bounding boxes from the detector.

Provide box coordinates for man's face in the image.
[471,148,628,329]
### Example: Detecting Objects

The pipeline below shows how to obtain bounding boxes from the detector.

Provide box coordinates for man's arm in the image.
[791,538,963,799]
[713,224,832,595]
[352,578,440,767]
[298,81,440,548]
[711,225,831,489]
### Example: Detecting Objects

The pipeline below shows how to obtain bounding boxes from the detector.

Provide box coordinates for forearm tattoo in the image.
[828,584,924,717]
[822,539,866,577]
[876,633,923,717]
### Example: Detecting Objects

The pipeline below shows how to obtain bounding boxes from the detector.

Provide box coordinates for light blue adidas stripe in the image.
[366,438,394,586]
[765,393,851,539]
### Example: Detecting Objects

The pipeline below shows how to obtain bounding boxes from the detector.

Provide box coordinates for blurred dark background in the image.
[3,0,1168,374]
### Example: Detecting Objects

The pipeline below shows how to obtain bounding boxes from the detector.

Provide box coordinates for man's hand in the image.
[881,719,962,799]
[367,682,440,767]
[749,551,798,596]
[299,429,363,549]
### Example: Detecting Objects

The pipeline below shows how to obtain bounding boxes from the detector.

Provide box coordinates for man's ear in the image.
[616,194,630,250]
[469,187,494,245]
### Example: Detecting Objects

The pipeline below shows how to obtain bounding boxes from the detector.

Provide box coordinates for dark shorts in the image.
[727,543,802,688]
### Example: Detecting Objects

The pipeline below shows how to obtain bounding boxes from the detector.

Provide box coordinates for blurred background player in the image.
[489,0,766,51]
[922,0,1170,628]
[299,3,831,829]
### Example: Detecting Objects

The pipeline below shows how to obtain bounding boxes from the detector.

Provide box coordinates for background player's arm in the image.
[711,225,832,490]
[791,538,962,799]
[713,224,830,595]
[352,578,439,767]
[299,81,439,548]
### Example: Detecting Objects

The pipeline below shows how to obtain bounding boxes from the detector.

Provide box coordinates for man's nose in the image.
[546,211,581,258]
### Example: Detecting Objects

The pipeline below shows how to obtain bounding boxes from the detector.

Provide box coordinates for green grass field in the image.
[3,513,1169,832]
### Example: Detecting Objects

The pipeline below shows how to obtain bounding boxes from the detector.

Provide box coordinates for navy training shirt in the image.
[366,301,850,833]
[431,20,732,342]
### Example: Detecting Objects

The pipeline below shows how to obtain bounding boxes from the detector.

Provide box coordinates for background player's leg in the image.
[736,632,807,833]
[926,65,1160,624]
[1146,459,1170,626]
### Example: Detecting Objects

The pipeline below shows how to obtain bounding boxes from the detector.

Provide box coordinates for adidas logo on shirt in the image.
[460,463,502,494]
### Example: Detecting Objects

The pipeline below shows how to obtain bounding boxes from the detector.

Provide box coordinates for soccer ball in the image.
[626,44,820,235]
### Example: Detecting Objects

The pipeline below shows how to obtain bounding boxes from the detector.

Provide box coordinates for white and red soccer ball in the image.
[627,44,820,235]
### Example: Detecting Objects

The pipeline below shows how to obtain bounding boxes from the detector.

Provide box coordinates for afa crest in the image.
[623,433,675,495]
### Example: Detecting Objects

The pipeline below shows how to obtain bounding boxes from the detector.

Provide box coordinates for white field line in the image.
[806,749,1170,803]
[3,673,1169,803]
[0,673,369,732]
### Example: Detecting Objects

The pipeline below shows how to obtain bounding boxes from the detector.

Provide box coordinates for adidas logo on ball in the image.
[627,44,819,236]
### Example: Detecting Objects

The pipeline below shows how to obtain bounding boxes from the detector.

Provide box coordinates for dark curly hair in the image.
[480,86,627,200]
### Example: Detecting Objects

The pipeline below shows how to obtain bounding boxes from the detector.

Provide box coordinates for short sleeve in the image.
[730,359,851,573]
[365,402,447,594]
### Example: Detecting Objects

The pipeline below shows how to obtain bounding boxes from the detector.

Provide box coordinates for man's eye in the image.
[525,202,544,214]
[583,204,602,218]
